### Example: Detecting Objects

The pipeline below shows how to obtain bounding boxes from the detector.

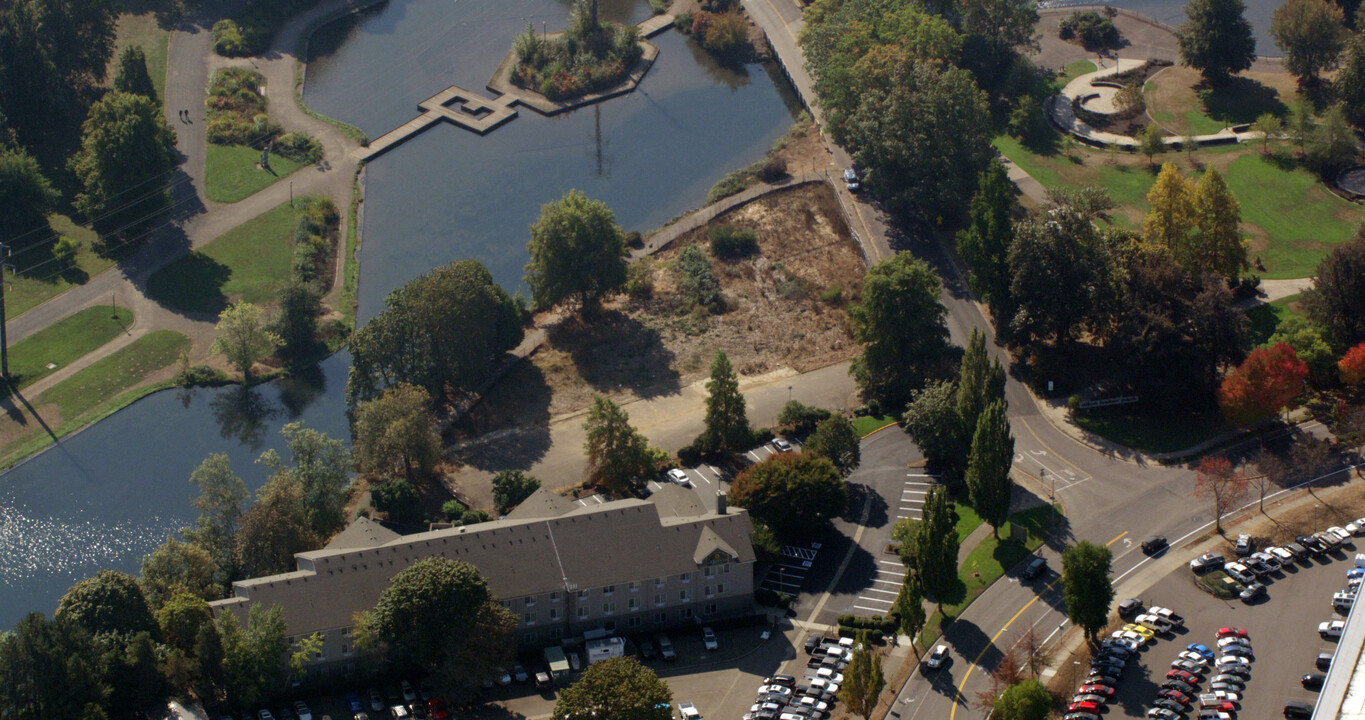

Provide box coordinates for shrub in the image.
[649,0,669,14]
[676,245,722,309]
[372,477,422,524]
[460,509,492,526]
[700,10,749,57]
[1059,11,1119,48]
[752,427,775,444]
[441,499,468,520]
[176,364,229,387]
[625,261,654,300]
[706,169,755,204]
[211,19,246,55]
[759,157,787,182]
[819,284,844,305]
[755,588,793,608]
[273,132,323,164]
[673,10,694,31]
[625,230,644,249]
[52,236,79,268]
[709,225,759,259]
[778,401,833,433]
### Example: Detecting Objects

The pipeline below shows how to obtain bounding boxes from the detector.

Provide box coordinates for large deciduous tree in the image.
[583,395,656,496]
[957,161,1018,318]
[729,453,848,539]
[551,656,672,720]
[1217,342,1310,425]
[70,91,178,236]
[1189,169,1248,278]
[893,571,927,658]
[216,605,289,708]
[139,536,222,611]
[234,476,319,578]
[0,613,111,720]
[902,380,967,480]
[1271,0,1347,85]
[210,301,281,381]
[850,252,952,406]
[804,415,861,475]
[1270,317,1338,386]
[357,557,515,702]
[347,259,523,405]
[492,470,541,515]
[524,189,628,313]
[56,570,159,639]
[1305,103,1360,174]
[838,644,886,719]
[1338,36,1365,124]
[1305,233,1365,347]
[1144,163,1195,255]
[0,146,58,255]
[965,401,1014,537]
[184,453,248,578]
[701,351,751,453]
[1177,0,1257,84]
[257,422,353,540]
[992,679,1052,720]
[1008,196,1118,348]
[1341,343,1365,384]
[1061,541,1114,642]
[1194,456,1251,533]
[353,383,440,481]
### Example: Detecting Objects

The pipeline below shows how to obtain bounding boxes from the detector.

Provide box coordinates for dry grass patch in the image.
[1144,66,1299,136]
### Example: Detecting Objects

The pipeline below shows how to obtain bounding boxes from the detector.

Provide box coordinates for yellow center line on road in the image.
[947,531,1127,720]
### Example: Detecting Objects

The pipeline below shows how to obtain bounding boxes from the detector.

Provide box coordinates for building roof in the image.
[211,495,753,637]
[650,483,709,520]
[1316,576,1365,719]
[324,516,400,550]
[504,487,577,521]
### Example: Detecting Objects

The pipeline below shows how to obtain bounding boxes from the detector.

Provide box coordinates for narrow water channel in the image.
[0,0,798,629]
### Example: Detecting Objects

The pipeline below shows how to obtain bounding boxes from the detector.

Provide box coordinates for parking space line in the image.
[853,603,892,612]
[863,587,898,595]
[878,560,904,567]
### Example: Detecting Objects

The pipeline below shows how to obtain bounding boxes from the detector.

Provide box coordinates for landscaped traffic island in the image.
[509,7,645,102]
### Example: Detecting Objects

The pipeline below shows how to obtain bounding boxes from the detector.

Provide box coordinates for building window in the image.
[604,584,616,595]
[577,589,589,600]
[523,612,536,625]
[705,603,718,615]
[628,617,642,628]
[654,611,668,623]
[577,606,589,619]
[603,601,616,615]
[704,562,729,577]
[551,591,561,603]
[525,596,536,607]
[630,581,639,592]
[524,631,538,644]
[655,577,666,588]
[501,600,513,610]
[705,585,714,598]
[716,583,725,594]
[654,593,665,607]
[679,573,691,584]
[679,589,689,602]
[628,598,640,610]
[342,644,351,656]
[549,607,560,620]
[681,608,693,619]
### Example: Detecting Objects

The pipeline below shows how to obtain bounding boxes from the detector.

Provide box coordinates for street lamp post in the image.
[1315,505,1321,533]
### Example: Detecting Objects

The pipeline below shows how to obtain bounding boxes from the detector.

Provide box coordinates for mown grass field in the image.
[5,307,134,391]
[38,330,190,419]
[205,143,309,203]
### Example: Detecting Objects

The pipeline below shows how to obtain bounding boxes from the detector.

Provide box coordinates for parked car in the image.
[804,634,825,655]
[1321,619,1347,638]
[1190,553,1225,572]
[1149,606,1185,626]
[1251,550,1282,571]
[1021,556,1047,579]
[1234,534,1252,556]
[1187,643,1214,659]
[1178,650,1209,665]
[1298,535,1327,555]
[1217,636,1251,649]
[842,168,859,191]
[666,468,691,486]
[1147,710,1180,720]
[1269,546,1296,563]
[1240,582,1267,601]
[1318,651,1335,670]
[1117,598,1144,618]
[1210,674,1245,687]
[1162,680,1195,695]
[702,627,718,651]
[1328,526,1353,542]
[1285,700,1313,718]
[1167,669,1199,685]
[678,702,702,720]
[1242,557,1271,576]
[772,438,794,452]
[368,690,385,713]
[926,645,950,669]
[1170,659,1203,674]
[1303,672,1326,689]
[1285,542,1310,560]
[258,711,275,720]
[427,700,448,720]
[293,702,313,720]
[657,634,676,660]
[401,681,417,703]
[1153,699,1185,713]
[1078,683,1114,697]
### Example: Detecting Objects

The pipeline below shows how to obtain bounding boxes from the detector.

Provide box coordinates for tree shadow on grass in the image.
[545,309,681,400]
[145,251,232,316]
[1199,77,1289,125]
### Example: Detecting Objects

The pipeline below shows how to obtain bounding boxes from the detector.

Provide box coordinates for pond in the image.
[0,0,798,629]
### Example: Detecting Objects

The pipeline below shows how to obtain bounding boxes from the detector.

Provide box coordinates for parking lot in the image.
[759,543,823,596]
[1097,538,1360,720]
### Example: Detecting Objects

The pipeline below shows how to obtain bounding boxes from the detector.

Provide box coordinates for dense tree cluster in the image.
[850,252,953,407]
[729,453,848,539]
[524,190,629,314]
[348,259,524,405]
[1061,541,1114,641]
[551,656,672,720]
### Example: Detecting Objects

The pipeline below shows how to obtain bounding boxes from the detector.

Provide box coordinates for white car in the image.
[926,644,950,668]
[842,168,859,191]
[815,667,844,684]
[772,438,794,452]
[757,685,791,698]
[809,678,840,695]
[401,680,417,702]
[796,697,829,713]
[1270,546,1295,562]
[1179,650,1209,665]
[1322,620,1347,638]
[293,702,312,720]
[1206,690,1241,702]
[1217,637,1252,649]
[667,468,691,486]
[679,702,702,720]
[1217,654,1252,666]
[1329,526,1353,542]
[702,626,718,651]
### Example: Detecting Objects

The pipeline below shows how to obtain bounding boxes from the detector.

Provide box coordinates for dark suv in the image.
[1143,536,1169,554]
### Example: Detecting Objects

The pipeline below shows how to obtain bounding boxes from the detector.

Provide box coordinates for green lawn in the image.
[993,135,1364,278]
[8,215,118,319]
[1074,411,1229,455]
[147,200,304,314]
[853,415,899,437]
[38,330,189,419]
[112,12,170,104]
[917,504,1060,645]
[5,307,134,390]
[205,143,309,204]
[1058,60,1097,86]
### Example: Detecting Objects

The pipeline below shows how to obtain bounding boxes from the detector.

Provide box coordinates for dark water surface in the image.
[0,0,796,628]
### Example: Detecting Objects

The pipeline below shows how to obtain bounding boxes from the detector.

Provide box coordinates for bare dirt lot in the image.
[457,182,864,437]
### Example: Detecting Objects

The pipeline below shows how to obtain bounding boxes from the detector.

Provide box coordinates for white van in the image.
[1354,553,1365,568]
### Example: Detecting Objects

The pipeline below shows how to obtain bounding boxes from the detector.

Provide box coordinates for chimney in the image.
[716,493,727,515]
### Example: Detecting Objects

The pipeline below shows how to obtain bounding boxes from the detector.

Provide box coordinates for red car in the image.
[427,700,448,720]
[1204,700,1236,712]
[1068,700,1103,714]
[1216,627,1249,639]
[1158,689,1191,705]
[1167,669,1199,685]
[1079,683,1115,697]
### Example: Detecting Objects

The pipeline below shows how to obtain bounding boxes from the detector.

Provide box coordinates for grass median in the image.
[4,307,134,391]
[853,414,899,437]
[917,503,1061,646]
[38,330,190,420]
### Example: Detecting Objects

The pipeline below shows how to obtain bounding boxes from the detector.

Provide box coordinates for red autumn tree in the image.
[1217,342,1310,425]
[1194,456,1250,533]
[1341,343,1365,385]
